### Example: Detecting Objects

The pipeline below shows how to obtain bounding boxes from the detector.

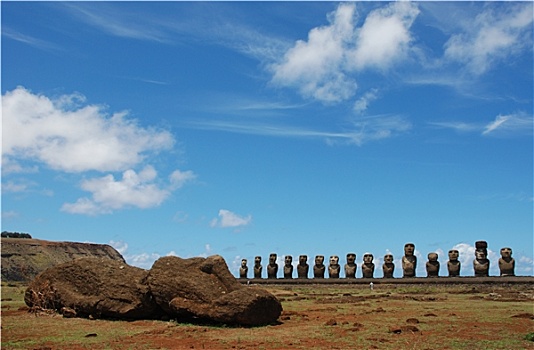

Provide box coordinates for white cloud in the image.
[2,87,174,173]
[61,165,195,215]
[350,2,420,71]
[270,2,419,104]
[430,112,532,137]
[353,88,379,114]
[109,240,129,255]
[451,242,499,276]
[1,211,19,219]
[444,3,533,75]
[270,3,357,103]
[210,209,252,228]
[343,115,412,146]
[482,113,533,136]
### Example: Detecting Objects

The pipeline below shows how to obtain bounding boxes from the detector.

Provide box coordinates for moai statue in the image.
[473,241,489,277]
[253,256,262,279]
[267,253,278,279]
[382,254,395,278]
[498,247,515,276]
[328,255,340,278]
[284,255,293,279]
[426,253,440,277]
[239,259,248,279]
[344,253,357,278]
[402,243,417,278]
[447,249,461,277]
[297,255,309,279]
[313,255,326,278]
[362,253,375,278]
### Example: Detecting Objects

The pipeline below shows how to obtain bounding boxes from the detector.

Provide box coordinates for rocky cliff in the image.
[1,238,125,282]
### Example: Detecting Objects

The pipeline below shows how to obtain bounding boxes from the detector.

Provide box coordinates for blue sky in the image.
[2,1,533,277]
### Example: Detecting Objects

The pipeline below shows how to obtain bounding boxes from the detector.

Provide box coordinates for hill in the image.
[1,238,125,281]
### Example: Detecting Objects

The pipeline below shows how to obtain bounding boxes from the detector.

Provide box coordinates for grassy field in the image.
[2,282,533,349]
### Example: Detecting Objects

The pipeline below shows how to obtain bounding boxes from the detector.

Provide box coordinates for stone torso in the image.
[361,263,375,278]
[426,261,439,277]
[344,264,356,278]
[473,258,489,277]
[267,264,278,279]
[382,263,394,278]
[447,261,460,277]
[498,258,515,276]
[297,264,309,279]
[402,256,417,277]
[313,264,325,278]
[328,264,340,278]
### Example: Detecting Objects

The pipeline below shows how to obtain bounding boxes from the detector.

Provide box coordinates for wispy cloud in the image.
[185,114,411,146]
[61,3,171,43]
[2,27,62,52]
[429,112,532,137]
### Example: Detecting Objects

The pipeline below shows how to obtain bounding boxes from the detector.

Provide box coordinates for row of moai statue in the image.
[239,242,516,279]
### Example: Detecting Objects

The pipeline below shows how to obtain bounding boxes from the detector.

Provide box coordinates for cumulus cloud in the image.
[210,209,252,228]
[444,3,533,75]
[2,86,174,173]
[271,2,419,103]
[61,165,195,215]
[350,2,420,71]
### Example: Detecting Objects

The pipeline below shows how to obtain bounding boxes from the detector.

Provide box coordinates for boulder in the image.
[147,255,282,325]
[24,258,163,320]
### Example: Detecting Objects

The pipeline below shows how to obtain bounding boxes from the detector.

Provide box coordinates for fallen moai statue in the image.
[25,255,282,326]
[147,255,282,326]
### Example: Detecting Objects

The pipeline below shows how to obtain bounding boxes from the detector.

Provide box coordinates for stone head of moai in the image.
[269,253,277,265]
[346,253,356,265]
[384,254,394,264]
[241,259,248,268]
[427,253,438,262]
[404,243,415,256]
[448,249,459,261]
[500,247,512,260]
[329,255,339,266]
[254,256,262,266]
[474,249,487,261]
[363,253,374,264]
[284,255,293,267]
[499,247,515,277]
[299,255,308,266]
[315,255,325,266]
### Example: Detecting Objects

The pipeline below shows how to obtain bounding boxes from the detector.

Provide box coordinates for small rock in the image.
[84,333,97,338]
[406,318,419,324]
[325,318,337,326]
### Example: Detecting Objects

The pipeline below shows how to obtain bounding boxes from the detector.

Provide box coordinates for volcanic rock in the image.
[147,255,282,325]
[24,258,163,320]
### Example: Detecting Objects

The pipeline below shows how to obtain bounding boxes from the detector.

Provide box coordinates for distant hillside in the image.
[1,238,125,282]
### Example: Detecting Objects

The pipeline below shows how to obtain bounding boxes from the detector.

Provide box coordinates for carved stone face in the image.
[363,254,374,264]
[346,253,356,264]
[241,259,247,267]
[315,255,324,265]
[475,249,487,260]
[384,254,394,263]
[299,255,307,265]
[500,247,512,258]
[329,255,339,265]
[285,255,293,266]
[404,243,415,256]
[269,254,277,264]
[448,250,459,261]
[428,253,438,262]
[254,256,262,265]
